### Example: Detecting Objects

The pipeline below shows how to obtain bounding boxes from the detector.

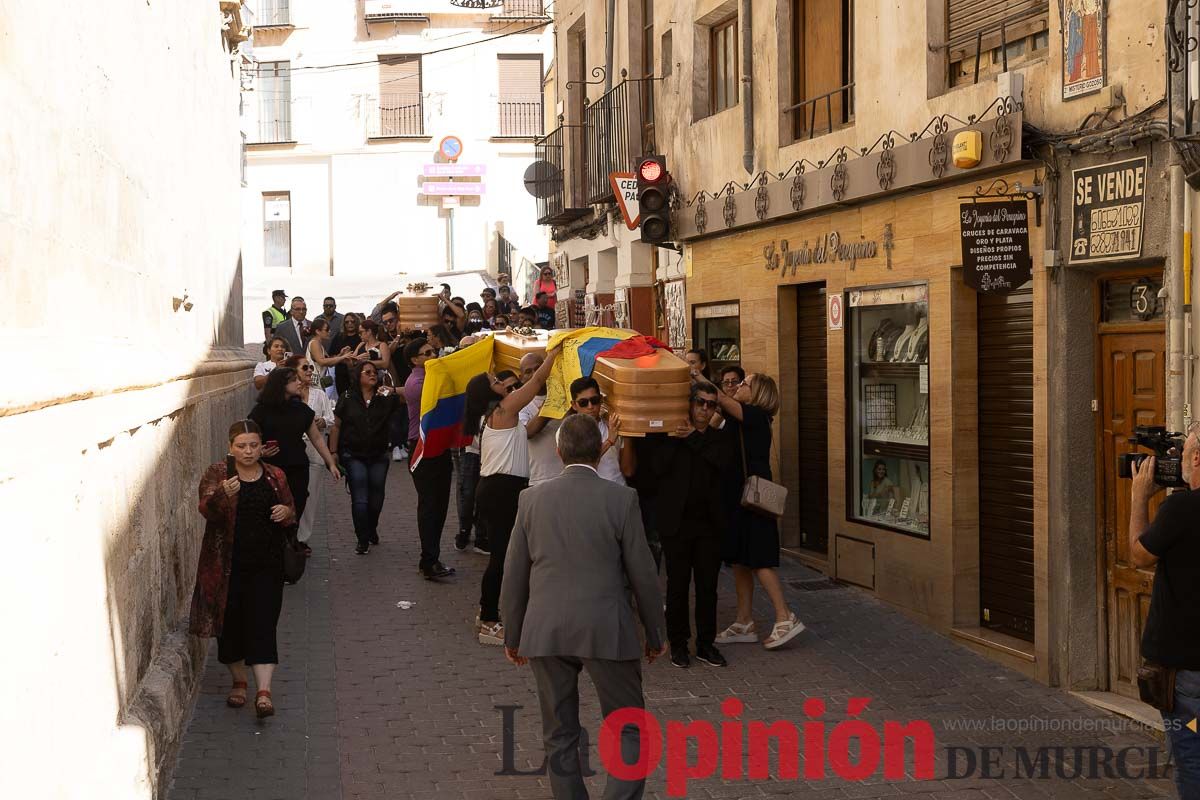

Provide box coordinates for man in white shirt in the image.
[519,354,563,486]
[568,376,632,485]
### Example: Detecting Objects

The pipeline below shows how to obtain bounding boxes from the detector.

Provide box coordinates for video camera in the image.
[1117,426,1188,488]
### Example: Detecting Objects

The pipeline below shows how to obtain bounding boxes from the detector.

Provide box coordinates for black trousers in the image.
[281,464,310,524]
[530,656,646,800]
[661,533,721,649]
[217,562,284,665]
[410,451,452,569]
[477,473,528,622]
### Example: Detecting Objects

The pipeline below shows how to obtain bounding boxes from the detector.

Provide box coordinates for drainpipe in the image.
[740,0,753,173]
[1169,0,1189,432]
[604,0,615,92]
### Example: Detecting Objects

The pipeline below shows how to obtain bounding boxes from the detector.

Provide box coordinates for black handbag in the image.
[282,533,307,585]
[1136,662,1176,712]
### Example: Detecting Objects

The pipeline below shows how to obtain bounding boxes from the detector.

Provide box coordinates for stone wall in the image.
[0,1,253,797]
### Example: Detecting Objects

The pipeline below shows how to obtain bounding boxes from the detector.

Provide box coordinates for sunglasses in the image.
[300,365,315,372]
[419,349,435,357]
[574,395,602,408]
[720,378,740,386]
[693,398,719,409]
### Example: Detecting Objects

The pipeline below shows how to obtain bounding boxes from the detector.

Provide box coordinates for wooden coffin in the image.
[397,296,441,330]
[493,330,549,375]
[592,349,690,436]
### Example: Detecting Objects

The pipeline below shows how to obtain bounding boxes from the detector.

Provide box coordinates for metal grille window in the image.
[710,17,738,115]
[947,0,1048,86]
[256,61,292,143]
[377,55,423,137]
[255,0,290,27]
[497,55,543,137]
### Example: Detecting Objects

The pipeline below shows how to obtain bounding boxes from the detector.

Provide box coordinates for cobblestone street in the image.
[168,468,1177,800]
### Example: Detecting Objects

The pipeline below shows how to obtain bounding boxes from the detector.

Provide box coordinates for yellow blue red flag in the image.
[411,337,495,471]
[539,327,636,419]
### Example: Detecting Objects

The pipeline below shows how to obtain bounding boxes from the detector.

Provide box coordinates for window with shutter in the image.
[946,0,1049,87]
[497,55,543,137]
[378,55,423,137]
[785,0,854,142]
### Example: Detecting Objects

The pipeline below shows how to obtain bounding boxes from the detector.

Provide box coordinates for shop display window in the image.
[692,302,741,378]
[846,283,930,538]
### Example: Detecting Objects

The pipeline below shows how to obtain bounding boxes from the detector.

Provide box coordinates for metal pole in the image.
[1169,0,1189,430]
[447,207,455,271]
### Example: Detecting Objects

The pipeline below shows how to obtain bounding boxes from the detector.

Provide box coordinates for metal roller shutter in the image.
[794,284,828,554]
[977,285,1034,642]
[947,0,1046,51]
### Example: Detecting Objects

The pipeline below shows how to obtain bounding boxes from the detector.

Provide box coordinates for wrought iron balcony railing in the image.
[783,81,855,141]
[498,0,547,17]
[534,125,590,226]
[583,79,648,205]
[367,93,425,138]
[498,97,543,138]
[252,117,293,144]
[255,0,291,27]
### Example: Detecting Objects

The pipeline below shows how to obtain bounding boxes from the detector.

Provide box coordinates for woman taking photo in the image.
[329,360,401,555]
[468,348,560,646]
[356,319,392,373]
[249,367,340,527]
[254,336,289,390]
[284,355,335,555]
[306,319,353,402]
[711,372,806,650]
[190,420,296,718]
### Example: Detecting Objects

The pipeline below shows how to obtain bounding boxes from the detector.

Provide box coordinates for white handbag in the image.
[739,428,787,518]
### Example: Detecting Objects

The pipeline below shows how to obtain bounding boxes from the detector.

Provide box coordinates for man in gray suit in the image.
[275,296,310,355]
[501,414,667,800]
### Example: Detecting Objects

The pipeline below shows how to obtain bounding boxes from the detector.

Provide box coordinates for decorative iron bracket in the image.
[566,66,606,91]
[959,175,1043,227]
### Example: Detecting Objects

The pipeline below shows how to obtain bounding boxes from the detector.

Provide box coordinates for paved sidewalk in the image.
[169,466,1176,799]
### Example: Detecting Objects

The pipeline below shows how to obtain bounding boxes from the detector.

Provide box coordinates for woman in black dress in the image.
[330,313,364,396]
[249,367,340,524]
[191,420,297,717]
[711,373,805,650]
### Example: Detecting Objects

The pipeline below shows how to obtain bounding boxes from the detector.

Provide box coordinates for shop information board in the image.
[1069,157,1146,264]
[959,200,1032,294]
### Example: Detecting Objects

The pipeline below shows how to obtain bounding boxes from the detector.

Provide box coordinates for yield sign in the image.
[609,172,640,230]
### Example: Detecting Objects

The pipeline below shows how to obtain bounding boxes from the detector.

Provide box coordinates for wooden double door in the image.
[1097,326,1164,698]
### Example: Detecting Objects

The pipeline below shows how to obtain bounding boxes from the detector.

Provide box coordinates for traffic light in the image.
[636,155,671,244]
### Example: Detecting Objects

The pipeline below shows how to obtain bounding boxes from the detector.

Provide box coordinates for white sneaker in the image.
[479,621,504,646]
[763,613,806,650]
[715,621,758,644]
[392,446,404,462]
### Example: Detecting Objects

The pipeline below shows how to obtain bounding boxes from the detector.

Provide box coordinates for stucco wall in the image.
[0,1,251,796]
[241,0,553,294]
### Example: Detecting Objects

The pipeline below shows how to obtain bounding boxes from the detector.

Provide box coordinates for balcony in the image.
[497,97,543,138]
[254,0,291,28]
[783,81,855,141]
[533,125,590,226]
[251,118,293,144]
[367,93,425,138]
[582,79,648,205]
[496,0,548,18]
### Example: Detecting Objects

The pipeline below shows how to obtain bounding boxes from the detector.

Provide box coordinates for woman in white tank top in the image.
[465,347,561,646]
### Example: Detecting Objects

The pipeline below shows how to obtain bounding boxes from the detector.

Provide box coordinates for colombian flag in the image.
[539,327,636,419]
[410,337,496,471]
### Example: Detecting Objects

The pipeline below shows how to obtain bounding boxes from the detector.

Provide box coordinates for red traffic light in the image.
[638,159,664,183]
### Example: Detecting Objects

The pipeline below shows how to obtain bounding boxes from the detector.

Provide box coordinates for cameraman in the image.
[1130,427,1200,798]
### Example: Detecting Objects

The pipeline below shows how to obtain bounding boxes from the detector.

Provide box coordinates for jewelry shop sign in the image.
[1069,157,1146,264]
[959,200,1032,293]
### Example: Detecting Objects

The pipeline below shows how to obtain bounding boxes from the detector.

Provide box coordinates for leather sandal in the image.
[255,689,275,718]
[226,680,248,708]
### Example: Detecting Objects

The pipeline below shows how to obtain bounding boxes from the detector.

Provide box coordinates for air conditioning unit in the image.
[364,0,427,21]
